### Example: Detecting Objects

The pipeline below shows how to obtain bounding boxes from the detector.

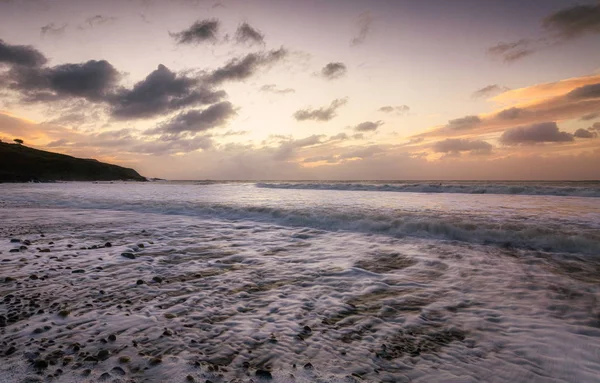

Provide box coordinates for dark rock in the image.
[83,356,98,362]
[121,253,135,260]
[9,249,19,253]
[108,334,116,342]
[136,280,144,285]
[29,274,38,280]
[97,349,110,360]
[152,276,163,283]
[185,375,195,382]
[111,366,126,376]
[58,310,70,317]
[39,249,50,253]
[10,239,21,243]
[104,242,112,248]
[19,246,28,250]
[256,369,273,379]
[5,346,16,355]
[304,363,314,370]
[118,356,130,363]
[23,240,32,245]
[99,372,111,381]
[32,359,49,369]
[82,369,91,376]
[71,269,85,274]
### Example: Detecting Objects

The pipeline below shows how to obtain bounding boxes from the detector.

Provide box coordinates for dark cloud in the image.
[40,23,67,38]
[580,112,600,121]
[328,132,349,141]
[487,39,536,62]
[46,138,69,147]
[320,62,347,80]
[542,4,600,40]
[0,39,47,67]
[235,22,265,46]
[354,120,383,132]
[133,136,214,156]
[293,98,348,122]
[472,84,510,98]
[273,135,322,161]
[567,83,600,99]
[110,64,226,120]
[432,138,492,155]
[260,84,295,94]
[445,115,481,130]
[589,122,600,132]
[574,128,597,138]
[496,107,526,120]
[146,101,236,135]
[350,11,373,46]
[378,105,410,114]
[83,15,117,29]
[171,19,219,44]
[499,122,573,145]
[8,60,120,102]
[206,48,287,84]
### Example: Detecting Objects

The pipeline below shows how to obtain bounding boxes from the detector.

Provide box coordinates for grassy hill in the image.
[0,142,146,182]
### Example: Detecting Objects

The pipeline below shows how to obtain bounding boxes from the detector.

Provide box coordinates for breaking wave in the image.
[256,182,600,197]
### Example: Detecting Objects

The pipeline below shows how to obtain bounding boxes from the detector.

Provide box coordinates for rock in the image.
[32,359,48,369]
[149,357,162,365]
[121,253,135,259]
[5,346,16,355]
[29,274,38,280]
[71,269,85,274]
[9,249,19,253]
[58,310,70,317]
[39,249,50,253]
[108,334,116,342]
[10,239,21,243]
[99,372,111,381]
[256,369,273,379]
[304,363,314,370]
[136,279,144,285]
[152,276,163,283]
[84,356,98,362]
[97,349,110,360]
[82,369,91,376]
[19,246,28,250]
[111,366,126,376]
[118,356,130,363]
[185,375,195,382]
[23,240,31,245]
[104,242,112,248]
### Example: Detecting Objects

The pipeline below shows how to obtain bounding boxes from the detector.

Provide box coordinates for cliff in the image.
[0,142,146,182]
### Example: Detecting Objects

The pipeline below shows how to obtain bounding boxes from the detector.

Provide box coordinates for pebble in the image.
[108,334,117,342]
[32,359,48,369]
[152,276,163,283]
[256,369,273,379]
[104,242,112,247]
[136,279,144,285]
[99,372,111,381]
[111,366,126,376]
[121,252,135,259]
[10,239,21,243]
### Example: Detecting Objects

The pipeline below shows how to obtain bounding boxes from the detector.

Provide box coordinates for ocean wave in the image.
[256,182,600,197]
[39,199,600,255]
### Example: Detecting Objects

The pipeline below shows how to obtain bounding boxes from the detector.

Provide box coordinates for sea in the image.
[0,180,599,382]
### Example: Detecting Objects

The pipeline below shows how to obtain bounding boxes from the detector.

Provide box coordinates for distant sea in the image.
[1,180,599,382]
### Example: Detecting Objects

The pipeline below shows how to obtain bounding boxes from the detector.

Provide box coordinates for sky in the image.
[1,0,600,180]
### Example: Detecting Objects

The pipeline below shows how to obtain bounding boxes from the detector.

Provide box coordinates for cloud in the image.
[171,19,219,44]
[580,112,600,121]
[339,145,383,160]
[146,101,236,135]
[303,155,338,164]
[496,107,526,120]
[0,39,47,67]
[83,15,117,29]
[320,62,347,80]
[8,60,120,102]
[40,23,67,38]
[574,128,597,139]
[206,48,287,84]
[567,82,600,99]
[378,105,410,115]
[542,4,600,40]
[350,11,373,46]
[110,64,226,120]
[260,84,295,94]
[499,122,573,145]
[353,120,383,132]
[487,39,537,62]
[589,122,600,132]
[432,138,492,155]
[274,135,322,161]
[132,135,214,156]
[472,84,510,98]
[235,22,265,46]
[293,98,348,122]
[46,138,70,147]
[445,115,481,131]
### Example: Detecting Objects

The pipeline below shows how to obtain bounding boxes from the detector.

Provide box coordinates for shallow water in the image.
[1,182,599,382]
